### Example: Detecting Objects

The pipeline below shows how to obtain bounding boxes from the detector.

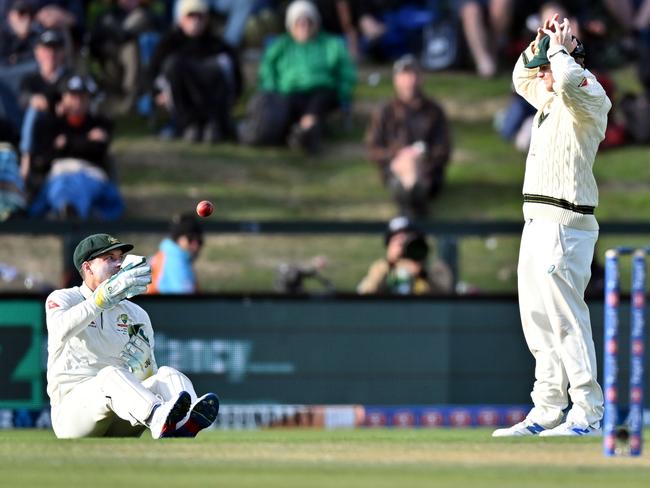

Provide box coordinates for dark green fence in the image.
[1,295,647,409]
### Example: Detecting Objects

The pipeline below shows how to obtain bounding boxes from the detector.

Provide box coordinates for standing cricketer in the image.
[46,233,219,438]
[493,14,611,437]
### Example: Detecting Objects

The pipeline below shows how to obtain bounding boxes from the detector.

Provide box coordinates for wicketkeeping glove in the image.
[119,324,154,380]
[93,260,152,310]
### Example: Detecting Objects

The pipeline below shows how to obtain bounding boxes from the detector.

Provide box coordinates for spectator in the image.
[456,0,528,78]
[88,0,163,115]
[365,55,451,218]
[33,1,83,31]
[239,0,356,154]
[0,0,41,95]
[603,0,650,40]
[19,29,70,190]
[357,216,453,295]
[355,0,441,62]
[28,74,124,219]
[147,213,204,294]
[173,0,257,48]
[149,0,242,143]
[313,0,361,60]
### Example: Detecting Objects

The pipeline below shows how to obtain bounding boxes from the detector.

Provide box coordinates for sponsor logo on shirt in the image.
[47,300,60,310]
[579,77,588,87]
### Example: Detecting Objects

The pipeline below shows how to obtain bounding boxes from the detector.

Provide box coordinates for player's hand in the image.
[543,17,575,53]
[93,265,152,309]
[533,13,557,53]
[30,94,48,111]
[119,325,154,380]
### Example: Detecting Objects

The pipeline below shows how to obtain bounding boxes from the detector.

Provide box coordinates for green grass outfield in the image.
[1,428,649,488]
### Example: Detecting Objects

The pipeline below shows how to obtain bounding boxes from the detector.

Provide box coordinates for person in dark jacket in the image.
[149,0,242,143]
[365,54,451,218]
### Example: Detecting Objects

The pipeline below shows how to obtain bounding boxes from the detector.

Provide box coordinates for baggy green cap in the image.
[525,35,551,69]
[73,234,133,272]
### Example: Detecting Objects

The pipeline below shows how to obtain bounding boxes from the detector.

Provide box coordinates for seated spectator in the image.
[313,0,361,60]
[19,29,70,194]
[357,216,453,295]
[147,213,204,294]
[34,0,83,32]
[620,59,650,144]
[239,0,356,154]
[365,55,451,218]
[0,0,41,95]
[356,0,438,62]
[455,0,538,78]
[173,0,257,48]
[88,0,163,115]
[148,0,242,143]
[28,74,124,219]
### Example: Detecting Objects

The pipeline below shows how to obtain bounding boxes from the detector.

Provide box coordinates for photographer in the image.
[357,216,453,295]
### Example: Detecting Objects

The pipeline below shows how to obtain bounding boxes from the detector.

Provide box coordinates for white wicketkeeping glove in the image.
[119,324,154,380]
[92,259,151,310]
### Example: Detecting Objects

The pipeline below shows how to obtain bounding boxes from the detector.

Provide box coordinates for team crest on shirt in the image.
[579,77,588,87]
[47,300,60,309]
[115,313,130,333]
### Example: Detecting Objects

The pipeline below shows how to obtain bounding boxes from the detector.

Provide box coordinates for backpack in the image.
[238,92,290,146]
[620,93,650,144]
[420,18,459,71]
[0,144,26,221]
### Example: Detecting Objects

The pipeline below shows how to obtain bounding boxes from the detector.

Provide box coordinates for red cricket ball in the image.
[196,200,214,218]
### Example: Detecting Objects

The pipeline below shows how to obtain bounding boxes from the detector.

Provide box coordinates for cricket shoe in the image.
[538,421,601,437]
[492,418,550,437]
[150,391,191,439]
[174,393,220,438]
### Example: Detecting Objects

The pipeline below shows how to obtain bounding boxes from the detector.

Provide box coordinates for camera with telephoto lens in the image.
[402,232,429,262]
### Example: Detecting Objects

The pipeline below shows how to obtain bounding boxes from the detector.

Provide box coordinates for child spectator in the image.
[147,213,204,294]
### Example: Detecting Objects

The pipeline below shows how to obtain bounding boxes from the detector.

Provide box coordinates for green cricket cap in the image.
[73,233,133,271]
[525,35,551,69]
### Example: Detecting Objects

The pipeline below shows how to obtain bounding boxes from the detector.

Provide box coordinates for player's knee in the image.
[156,365,179,378]
[97,365,122,381]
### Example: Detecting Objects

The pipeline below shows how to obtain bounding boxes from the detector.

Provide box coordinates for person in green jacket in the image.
[255,0,356,154]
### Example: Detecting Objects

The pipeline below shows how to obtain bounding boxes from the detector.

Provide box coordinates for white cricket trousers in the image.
[51,366,197,438]
[518,218,604,428]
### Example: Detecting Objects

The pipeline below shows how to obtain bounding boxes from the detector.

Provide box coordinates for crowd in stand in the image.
[1,0,650,294]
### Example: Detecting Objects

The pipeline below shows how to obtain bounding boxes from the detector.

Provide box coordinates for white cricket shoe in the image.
[150,391,191,439]
[492,419,549,437]
[538,421,601,437]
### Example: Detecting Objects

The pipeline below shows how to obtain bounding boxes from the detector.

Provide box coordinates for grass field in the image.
[1,428,649,488]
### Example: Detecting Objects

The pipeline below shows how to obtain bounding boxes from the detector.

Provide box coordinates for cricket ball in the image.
[196,200,214,218]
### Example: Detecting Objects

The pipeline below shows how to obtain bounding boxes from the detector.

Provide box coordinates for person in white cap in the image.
[252,0,356,154]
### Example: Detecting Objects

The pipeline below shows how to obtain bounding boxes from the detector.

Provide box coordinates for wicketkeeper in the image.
[493,14,610,437]
[45,233,219,438]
